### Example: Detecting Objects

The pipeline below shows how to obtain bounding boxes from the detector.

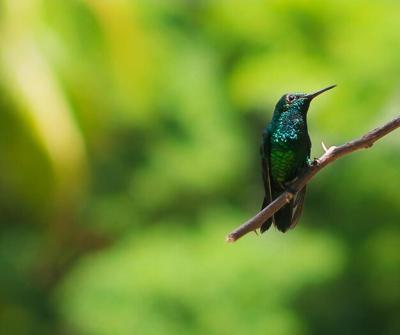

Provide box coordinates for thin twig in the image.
[226,115,400,243]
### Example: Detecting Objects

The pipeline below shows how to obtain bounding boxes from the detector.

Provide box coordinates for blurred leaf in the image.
[57,209,345,335]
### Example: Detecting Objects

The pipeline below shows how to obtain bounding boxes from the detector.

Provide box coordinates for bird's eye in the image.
[286,94,296,103]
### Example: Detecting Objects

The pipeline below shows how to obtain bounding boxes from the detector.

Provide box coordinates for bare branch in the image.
[226,115,400,243]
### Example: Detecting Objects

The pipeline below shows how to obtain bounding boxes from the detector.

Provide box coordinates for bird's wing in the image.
[260,130,272,206]
[288,139,311,230]
[260,129,274,232]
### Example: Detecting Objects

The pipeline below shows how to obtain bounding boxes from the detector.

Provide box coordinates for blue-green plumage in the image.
[260,85,335,233]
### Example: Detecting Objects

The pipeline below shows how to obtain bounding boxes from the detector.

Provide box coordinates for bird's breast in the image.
[270,147,296,183]
[270,128,308,183]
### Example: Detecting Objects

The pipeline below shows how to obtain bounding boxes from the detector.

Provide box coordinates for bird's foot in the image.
[305,158,317,167]
[310,158,320,166]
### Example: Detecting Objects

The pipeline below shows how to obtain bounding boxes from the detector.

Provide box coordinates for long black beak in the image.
[306,84,336,100]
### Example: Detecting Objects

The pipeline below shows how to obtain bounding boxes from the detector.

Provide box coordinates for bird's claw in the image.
[306,157,319,167]
[311,158,320,166]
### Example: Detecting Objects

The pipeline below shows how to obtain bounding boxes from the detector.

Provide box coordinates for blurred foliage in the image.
[0,0,399,334]
[58,216,344,335]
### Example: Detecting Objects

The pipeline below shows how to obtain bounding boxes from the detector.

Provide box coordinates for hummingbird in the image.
[260,85,336,233]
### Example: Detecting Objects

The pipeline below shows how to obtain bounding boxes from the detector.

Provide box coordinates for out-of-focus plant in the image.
[0,1,399,334]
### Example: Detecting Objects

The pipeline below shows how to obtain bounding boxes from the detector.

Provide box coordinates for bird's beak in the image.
[306,84,336,100]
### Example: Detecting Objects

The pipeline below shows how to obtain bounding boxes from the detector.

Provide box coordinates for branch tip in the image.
[226,235,236,243]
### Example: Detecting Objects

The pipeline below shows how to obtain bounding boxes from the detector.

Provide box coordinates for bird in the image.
[260,85,336,233]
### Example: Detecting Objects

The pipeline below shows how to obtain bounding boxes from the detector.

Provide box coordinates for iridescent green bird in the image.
[260,85,336,233]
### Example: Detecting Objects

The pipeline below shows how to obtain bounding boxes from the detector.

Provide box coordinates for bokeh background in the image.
[1,1,399,334]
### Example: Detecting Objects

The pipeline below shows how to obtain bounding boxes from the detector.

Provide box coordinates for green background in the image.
[0,1,399,334]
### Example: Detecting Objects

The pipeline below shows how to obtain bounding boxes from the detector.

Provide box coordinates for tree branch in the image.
[226,115,400,243]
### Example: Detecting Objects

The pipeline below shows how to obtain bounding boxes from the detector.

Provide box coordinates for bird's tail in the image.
[274,201,293,232]
[274,186,307,232]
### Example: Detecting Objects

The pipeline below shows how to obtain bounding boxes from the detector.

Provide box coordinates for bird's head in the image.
[274,85,336,116]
